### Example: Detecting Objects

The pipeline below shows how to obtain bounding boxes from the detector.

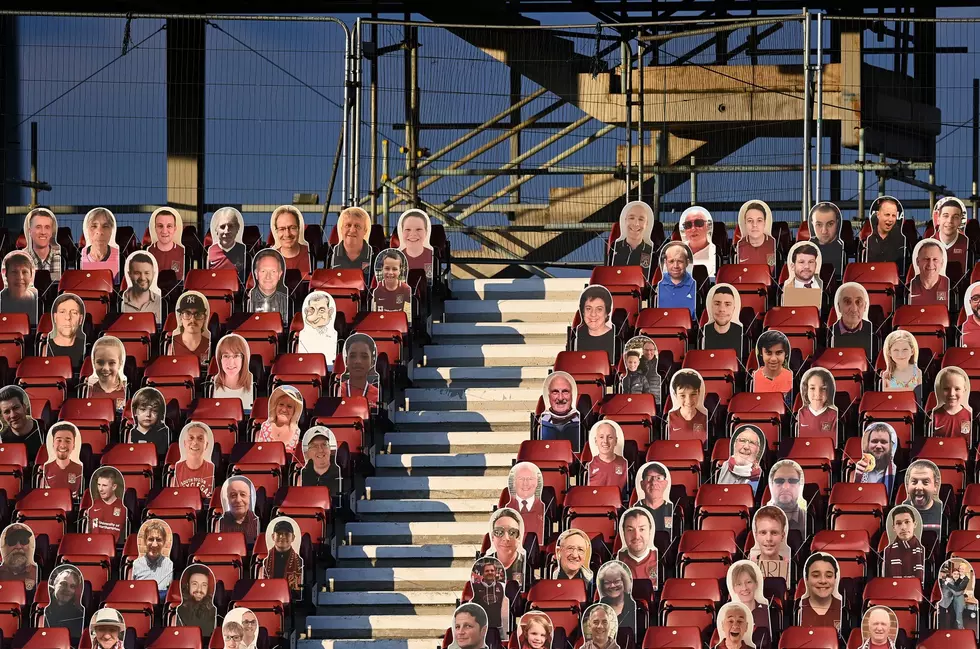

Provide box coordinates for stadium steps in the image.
[307,277,574,647]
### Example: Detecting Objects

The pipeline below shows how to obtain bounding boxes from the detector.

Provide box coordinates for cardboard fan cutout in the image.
[450,602,490,649]
[0,385,41,460]
[909,239,949,306]
[517,612,554,649]
[782,241,823,307]
[581,603,620,649]
[172,422,216,499]
[932,366,972,443]
[611,200,655,275]
[341,332,381,411]
[80,207,120,281]
[748,505,790,586]
[575,284,616,362]
[667,368,708,444]
[271,205,311,276]
[635,461,673,535]
[964,281,980,346]
[148,207,185,280]
[679,206,717,278]
[880,330,922,399]
[752,330,793,402]
[797,367,838,440]
[46,293,86,371]
[882,505,924,583]
[469,556,510,638]
[719,425,766,494]
[507,462,545,542]
[132,519,174,592]
[300,426,342,494]
[373,248,413,319]
[714,601,756,649]
[620,336,661,404]
[41,422,83,498]
[853,422,899,496]
[256,385,303,454]
[218,475,260,544]
[596,561,637,635]
[213,333,255,411]
[169,290,212,364]
[297,290,338,368]
[932,196,970,270]
[330,207,373,285]
[614,507,658,589]
[553,527,593,588]
[86,466,127,543]
[938,557,979,633]
[0,523,37,590]
[726,560,770,631]
[223,608,259,649]
[263,515,304,590]
[122,250,162,324]
[0,251,37,327]
[903,458,943,530]
[655,241,696,318]
[859,605,899,649]
[704,283,743,358]
[249,248,289,324]
[397,208,435,283]
[736,200,776,268]
[85,335,127,410]
[586,420,628,490]
[487,507,526,587]
[539,370,581,451]
[766,459,807,535]
[808,202,844,279]
[24,207,62,281]
[89,607,127,649]
[129,386,170,457]
[208,206,247,281]
[175,563,218,638]
[799,552,842,630]
[45,563,85,641]
[866,196,907,273]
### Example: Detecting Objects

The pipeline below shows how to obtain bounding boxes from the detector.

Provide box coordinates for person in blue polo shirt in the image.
[655,241,696,318]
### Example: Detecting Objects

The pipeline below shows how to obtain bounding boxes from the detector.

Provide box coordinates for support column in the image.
[1,17,19,228]
[166,19,206,229]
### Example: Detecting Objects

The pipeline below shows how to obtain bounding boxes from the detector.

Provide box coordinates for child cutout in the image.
[714,601,755,649]
[962,281,980,347]
[574,284,616,362]
[880,330,922,399]
[932,196,970,270]
[506,462,545,543]
[271,205,311,276]
[300,426,342,494]
[865,196,907,273]
[487,507,526,587]
[611,201,655,276]
[717,425,765,493]
[748,505,790,586]
[372,248,413,319]
[615,507,658,589]
[852,422,899,496]
[175,564,218,638]
[147,207,185,280]
[766,459,807,534]
[449,603,490,649]
[538,370,582,451]
[44,564,85,642]
[255,385,303,454]
[909,239,949,306]
[340,333,381,411]
[932,366,972,443]
[0,523,38,590]
[796,368,838,440]
[679,206,717,278]
[168,291,212,364]
[172,422,216,499]
[248,248,289,324]
[85,335,127,410]
[808,201,845,280]
[703,283,744,360]
[132,519,174,594]
[0,251,37,326]
[903,458,943,530]
[726,560,770,632]
[213,333,255,412]
[597,561,637,635]
[297,291,338,368]
[620,336,661,406]
[798,552,842,630]
[752,330,793,403]
[128,386,170,457]
[330,207,373,285]
[735,200,776,269]
[41,422,83,498]
[517,612,554,649]
[781,242,823,307]
[80,207,120,281]
[45,293,87,372]
[859,605,899,649]
[397,208,435,283]
[469,557,510,638]
[121,250,162,324]
[223,608,259,649]
[882,504,924,584]
[586,420,628,490]
[86,466,127,543]
[217,475,260,545]
[666,368,708,445]
[207,206,247,281]
[635,461,674,535]
[581,603,620,649]
[552,528,593,588]
[655,241,696,318]
[24,207,62,282]
[938,558,979,632]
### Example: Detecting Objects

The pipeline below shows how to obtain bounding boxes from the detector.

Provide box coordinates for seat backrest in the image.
[554,351,610,377]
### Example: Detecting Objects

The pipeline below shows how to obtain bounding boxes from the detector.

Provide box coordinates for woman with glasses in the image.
[717,425,765,494]
[212,334,254,411]
[486,508,525,586]
[596,561,636,635]
[271,205,311,277]
[169,291,211,364]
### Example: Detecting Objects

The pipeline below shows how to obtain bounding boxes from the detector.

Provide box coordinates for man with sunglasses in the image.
[0,523,37,589]
[171,292,211,364]
[766,460,806,534]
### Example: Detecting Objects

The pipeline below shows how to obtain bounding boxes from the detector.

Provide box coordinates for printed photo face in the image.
[0,523,36,567]
[885,506,922,545]
[860,423,896,473]
[731,426,765,466]
[179,564,216,609]
[471,557,505,587]
[679,207,712,252]
[669,369,706,413]
[518,613,553,649]
[374,248,409,286]
[89,336,127,390]
[882,331,919,376]
[809,203,841,246]
[178,422,214,464]
[578,285,614,334]
[861,606,898,645]
[751,506,789,560]
[508,462,543,502]
[397,209,432,252]
[967,282,980,318]
[220,476,256,517]
[137,519,173,559]
[786,242,823,284]
[46,423,81,464]
[343,333,377,378]
[173,291,210,337]
[452,603,489,649]
[588,420,625,459]
[596,560,633,601]
[131,387,166,431]
[90,467,124,504]
[904,460,941,510]
[48,564,83,606]
[302,427,338,467]
[124,252,160,295]
[149,208,184,247]
[660,242,692,280]
[271,205,307,249]
[617,201,654,245]
[0,386,32,432]
[83,208,118,251]
[706,284,741,327]
[223,608,258,648]
[266,515,302,554]
[727,560,766,607]
[717,602,754,649]
[800,368,836,411]
[216,333,252,386]
[1,251,36,297]
[756,331,791,371]
[489,508,525,558]
[252,251,286,295]
[767,460,805,512]
[738,200,772,241]
[934,367,971,411]
[543,371,577,416]
[618,507,655,556]
[52,294,85,339]
[938,558,976,630]
[555,528,590,576]
[803,552,841,601]
[25,208,58,251]
[581,603,617,645]
[210,208,244,250]
[870,196,904,235]
[934,197,967,240]
[912,239,947,279]
[636,461,672,507]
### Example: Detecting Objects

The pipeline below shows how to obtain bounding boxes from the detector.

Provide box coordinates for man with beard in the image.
[615,509,658,588]
[854,423,897,495]
[703,285,743,360]
[908,240,949,306]
[582,604,619,649]
[89,608,126,649]
[0,385,42,462]
[207,207,247,281]
[87,467,127,543]
[932,198,970,270]
[170,292,211,364]
[43,565,84,641]
[0,252,37,326]
[175,564,217,637]
[218,476,259,544]
[122,252,162,323]
[866,198,906,271]
[785,243,822,290]
[469,559,508,635]
[42,424,83,497]
[539,372,581,451]
[0,524,37,589]
[554,529,593,588]
[301,429,342,494]
[809,202,844,279]
[883,505,925,583]
[903,460,943,530]
[25,208,62,281]
[656,242,696,318]
[638,463,673,534]
[248,249,289,325]
[587,422,628,490]
[132,520,173,593]
[506,463,545,541]
[767,460,806,534]
[831,283,874,361]
[735,201,776,268]
[262,520,303,590]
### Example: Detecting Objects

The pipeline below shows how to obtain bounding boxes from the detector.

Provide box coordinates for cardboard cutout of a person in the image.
[148,207,185,280]
[0,250,37,326]
[208,206,247,281]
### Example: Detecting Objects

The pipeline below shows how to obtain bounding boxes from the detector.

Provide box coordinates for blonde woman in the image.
[85,336,127,410]
[255,386,303,454]
[80,208,120,281]
[212,334,254,411]
[880,330,922,396]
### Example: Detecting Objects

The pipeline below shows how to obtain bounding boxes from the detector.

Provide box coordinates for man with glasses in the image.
[638,463,673,534]
[0,252,37,326]
[718,426,764,493]
[171,292,211,363]
[301,429,342,494]
[222,621,245,649]
[966,285,980,347]
[908,240,949,306]
[248,249,288,325]
[240,610,259,649]
[122,251,162,323]
[767,460,806,534]
[0,523,37,589]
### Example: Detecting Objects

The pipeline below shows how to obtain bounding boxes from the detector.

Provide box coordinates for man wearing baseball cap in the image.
[262,519,303,590]
[169,292,211,363]
[90,607,126,649]
[301,429,342,494]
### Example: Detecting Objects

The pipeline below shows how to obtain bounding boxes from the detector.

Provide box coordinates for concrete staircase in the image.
[304,277,586,649]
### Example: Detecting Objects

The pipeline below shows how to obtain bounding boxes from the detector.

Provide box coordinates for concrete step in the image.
[444,299,579,323]
[337,543,481,567]
[422,343,565,368]
[404,387,543,411]
[431,321,569,344]
[317,589,461,615]
[305,615,451,640]
[452,277,587,301]
[391,410,529,432]
[411,365,551,389]
[324,567,472,592]
[303,642,439,649]
[344,521,488,545]
[356,499,496,522]
[365,475,508,500]
[375,452,515,477]
[384,431,528,454]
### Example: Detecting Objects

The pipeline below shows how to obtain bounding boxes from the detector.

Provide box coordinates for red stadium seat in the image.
[642,626,704,649]
[778,627,840,649]
[273,486,331,547]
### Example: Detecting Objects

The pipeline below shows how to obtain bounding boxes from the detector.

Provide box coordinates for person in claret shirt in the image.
[880,330,922,400]
[735,200,776,269]
[147,207,185,280]
[586,421,628,490]
[207,207,247,282]
[168,291,212,365]
[931,366,973,443]
[397,208,435,283]
[614,508,658,589]
[666,369,709,445]
[84,335,127,410]
[796,368,838,441]
[882,505,925,584]
[752,330,793,405]
[86,466,127,543]
[271,205,311,277]
[726,560,770,633]
[798,552,843,630]
[41,423,84,498]
[962,282,980,347]
[908,239,949,306]
[748,506,790,587]
[372,248,412,319]
[171,422,216,500]
[932,196,970,271]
